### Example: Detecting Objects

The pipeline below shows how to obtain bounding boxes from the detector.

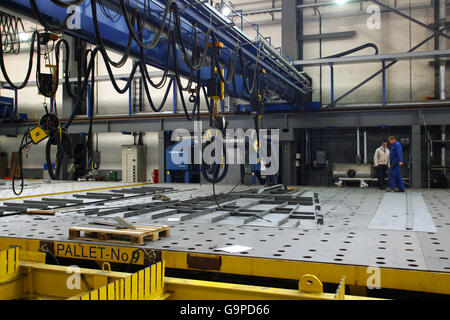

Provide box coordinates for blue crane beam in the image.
[0,0,311,106]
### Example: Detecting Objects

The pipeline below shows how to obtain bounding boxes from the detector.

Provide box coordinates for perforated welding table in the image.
[0,181,449,297]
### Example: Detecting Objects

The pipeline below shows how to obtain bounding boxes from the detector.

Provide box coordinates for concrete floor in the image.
[0,181,449,273]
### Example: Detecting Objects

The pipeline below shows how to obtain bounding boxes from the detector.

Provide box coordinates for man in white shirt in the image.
[373,140,390,190]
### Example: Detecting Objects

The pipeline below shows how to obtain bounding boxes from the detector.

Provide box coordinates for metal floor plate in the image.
[369,193,436,232]
[1,182,450,273]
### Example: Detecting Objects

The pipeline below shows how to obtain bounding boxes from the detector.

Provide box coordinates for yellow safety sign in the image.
[29,126,48,145]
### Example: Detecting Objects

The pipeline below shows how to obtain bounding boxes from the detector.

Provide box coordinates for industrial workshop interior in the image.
[0,0,449,307]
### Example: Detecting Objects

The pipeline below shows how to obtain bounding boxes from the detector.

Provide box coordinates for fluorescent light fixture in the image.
[336,0,347,4]
[19,32,30,42]
[221,6,231,17]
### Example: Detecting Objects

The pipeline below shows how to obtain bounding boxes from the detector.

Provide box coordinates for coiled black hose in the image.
[29,0,72,33]
[324,43,379,59]
[0,31,38,90]
[201,136,229,184]
[91,0,133,68]
[119,0,174,50]
[12,132,30,195]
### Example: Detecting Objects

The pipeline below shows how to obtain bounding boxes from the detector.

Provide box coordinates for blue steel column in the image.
[87,84,92,116]
[128,81,133,116]
[173,76,177,114]
[411,124,422,189]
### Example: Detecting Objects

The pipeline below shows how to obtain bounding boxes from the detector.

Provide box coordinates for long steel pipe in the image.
[363,131,368,165]
[356,128,361,164]
[442,125,446,173]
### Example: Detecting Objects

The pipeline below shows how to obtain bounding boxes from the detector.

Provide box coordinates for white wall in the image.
[237,0,448,104]
[0,135,51,170]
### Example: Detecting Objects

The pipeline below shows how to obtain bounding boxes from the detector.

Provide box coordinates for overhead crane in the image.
[0,0,312,105]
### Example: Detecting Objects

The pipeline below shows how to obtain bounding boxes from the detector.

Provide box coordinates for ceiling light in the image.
[335,0,347,4]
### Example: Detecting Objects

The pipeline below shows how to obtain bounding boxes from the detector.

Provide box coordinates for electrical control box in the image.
[122,145,147,183]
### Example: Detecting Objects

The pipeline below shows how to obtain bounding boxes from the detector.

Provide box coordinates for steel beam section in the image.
[300,31,357,41]
[293,49,450,66]
[6,71,166,88]
[0,0,309,103]
[48,186,319,227]
[231,0,363,16]
[282,0,299,60]
[3,105,450,135]
[411,125,422,189]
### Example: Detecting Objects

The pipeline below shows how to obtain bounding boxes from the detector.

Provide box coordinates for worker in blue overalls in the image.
[387,135,405,192]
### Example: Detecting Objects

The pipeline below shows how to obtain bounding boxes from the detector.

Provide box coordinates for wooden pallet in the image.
[68,225,170,245]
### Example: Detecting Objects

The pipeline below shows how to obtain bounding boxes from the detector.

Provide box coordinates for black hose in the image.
[29,0,71,33]
[57,39,78,99]
[210,33,239,86]
[50,0,85,8]
[119,0,174,50]
[91,0,132,68]
[63,47,101,130]
[45,131,74,180]
[140,64,174,113]
[1,14,26,55]
[324,43,379,59]
[12,133,29,195]
[137,14,170,89]
[172,3,211,71]
[238,48,259,95]
[85,49,96,170]
[65,43,137,130]
[0,31,38,90]
[201,114,229,184]
[201,145,229,183]
[170,28,199,121]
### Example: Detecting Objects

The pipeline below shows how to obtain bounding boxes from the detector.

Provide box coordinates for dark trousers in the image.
[376,165,388,189]
[389,164,405,191]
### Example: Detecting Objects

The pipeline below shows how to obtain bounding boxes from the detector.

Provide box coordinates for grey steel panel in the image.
[0,183,449,273]
[293,50,450,66]
[300,31,356,41]
[3,107,450,136]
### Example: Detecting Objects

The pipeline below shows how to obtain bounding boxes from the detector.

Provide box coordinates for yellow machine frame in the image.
[0,247,380,300]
